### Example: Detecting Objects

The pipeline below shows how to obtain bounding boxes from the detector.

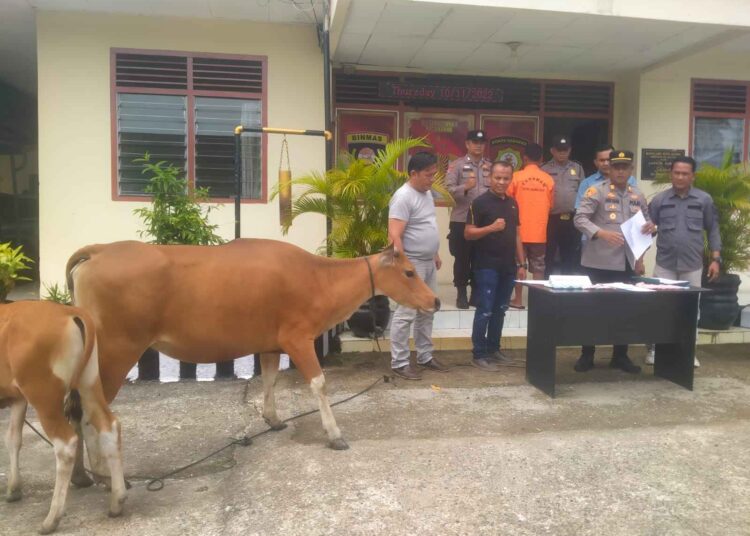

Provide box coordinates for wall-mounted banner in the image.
[336,109,398,162]
[405,112,474,204]
[405,112,474,162]
[481,115,538,171]
[380,81,504,104]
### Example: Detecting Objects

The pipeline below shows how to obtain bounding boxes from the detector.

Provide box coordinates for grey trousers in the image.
[647,264,703,353]
[390,257,438,369]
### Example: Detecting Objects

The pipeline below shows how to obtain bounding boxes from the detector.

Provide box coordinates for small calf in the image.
[0,301,126,534]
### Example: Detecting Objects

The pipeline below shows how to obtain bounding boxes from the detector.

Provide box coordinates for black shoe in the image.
[419,358,450,372]
[610,355,641,374]
[488,350,515,366]
[391,364,422,380]
[574,354,594,372]
[456,286,469,309]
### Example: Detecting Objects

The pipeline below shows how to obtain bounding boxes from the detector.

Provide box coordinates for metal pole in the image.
[234,126,243,240]
[319,5,333,360]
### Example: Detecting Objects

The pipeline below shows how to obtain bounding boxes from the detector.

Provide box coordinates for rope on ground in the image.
[24,375,387,492]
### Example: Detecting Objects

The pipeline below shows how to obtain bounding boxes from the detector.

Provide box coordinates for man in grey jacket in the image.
[644,156,722,367]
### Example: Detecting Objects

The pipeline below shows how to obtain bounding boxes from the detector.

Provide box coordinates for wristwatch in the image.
[712,256,722,266]
[517,262,528,269]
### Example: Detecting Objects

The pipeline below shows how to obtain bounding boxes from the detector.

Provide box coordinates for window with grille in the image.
[113,50,266,199]
[692,80,750,167]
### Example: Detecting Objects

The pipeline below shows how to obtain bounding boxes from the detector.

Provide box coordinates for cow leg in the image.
[72,337,143,488]
[283,341,348,450]
[40,422,78,535]
[79,385,126,517]
[23,381,77,535]
[5,399,27,502]
[260,353,286,431]
[82,418,110,482]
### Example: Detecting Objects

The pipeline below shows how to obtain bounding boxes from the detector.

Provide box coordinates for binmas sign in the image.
[379,81,504,104]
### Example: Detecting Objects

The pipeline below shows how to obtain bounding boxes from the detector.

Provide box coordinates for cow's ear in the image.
[380,243,398,265]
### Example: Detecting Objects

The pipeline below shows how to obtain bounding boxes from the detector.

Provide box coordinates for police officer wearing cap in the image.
[574,150,653,374]
[445,130,492,309]
[542,135,585,277]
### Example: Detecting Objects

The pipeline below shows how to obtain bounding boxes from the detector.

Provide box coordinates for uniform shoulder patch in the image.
[585,186,598,198]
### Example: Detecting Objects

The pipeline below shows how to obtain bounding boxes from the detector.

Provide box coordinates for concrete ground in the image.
[1,345,749,536]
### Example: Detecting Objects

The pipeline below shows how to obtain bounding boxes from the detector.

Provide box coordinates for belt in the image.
[552,212,575,221]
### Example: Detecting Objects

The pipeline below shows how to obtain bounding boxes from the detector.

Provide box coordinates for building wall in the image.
[612,71,640,156]
[36,11,327,285]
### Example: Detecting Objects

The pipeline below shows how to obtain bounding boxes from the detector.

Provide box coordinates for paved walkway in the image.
[1,345,749,535]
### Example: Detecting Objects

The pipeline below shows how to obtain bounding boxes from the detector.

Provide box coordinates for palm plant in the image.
[655,150,750,273]
[273,137,454,257]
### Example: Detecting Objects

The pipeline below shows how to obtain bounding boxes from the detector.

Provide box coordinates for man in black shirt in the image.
[465,161,527,371]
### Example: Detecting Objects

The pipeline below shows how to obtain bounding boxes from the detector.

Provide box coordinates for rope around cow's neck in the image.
[364,256,375,299]
[363,256,384,353]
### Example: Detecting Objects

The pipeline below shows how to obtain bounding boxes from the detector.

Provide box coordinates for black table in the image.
[523,284,704,397]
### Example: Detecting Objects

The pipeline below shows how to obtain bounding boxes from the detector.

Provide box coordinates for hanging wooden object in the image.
[279,136,292,227]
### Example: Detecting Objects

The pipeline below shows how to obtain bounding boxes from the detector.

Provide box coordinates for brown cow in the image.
[0,301,127,534]
[66,239,439,482]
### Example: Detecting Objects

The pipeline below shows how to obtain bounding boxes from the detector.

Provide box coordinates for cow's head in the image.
[373,244,440,313]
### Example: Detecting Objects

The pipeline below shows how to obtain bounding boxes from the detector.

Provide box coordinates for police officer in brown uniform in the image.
[542,135,585,277]
[574,150,652,374]
[445,130,491,309]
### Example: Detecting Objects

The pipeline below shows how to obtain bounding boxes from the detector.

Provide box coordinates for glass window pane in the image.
[194,97,261,199]
[693,117,744,167]
[117,93,187,196]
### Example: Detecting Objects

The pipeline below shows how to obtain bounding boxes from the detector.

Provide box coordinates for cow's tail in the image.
[65,310,97,425]
[65,245,97,302]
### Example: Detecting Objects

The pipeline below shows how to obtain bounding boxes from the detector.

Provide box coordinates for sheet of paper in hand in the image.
[620,211,653,260]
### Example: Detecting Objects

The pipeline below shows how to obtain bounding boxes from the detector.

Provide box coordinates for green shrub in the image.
[133,154,225,245]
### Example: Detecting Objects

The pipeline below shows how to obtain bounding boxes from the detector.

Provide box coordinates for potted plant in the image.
[133,154,225,378]
[273,137,453,338]
[656,150,750,329]
[0,242,33,303]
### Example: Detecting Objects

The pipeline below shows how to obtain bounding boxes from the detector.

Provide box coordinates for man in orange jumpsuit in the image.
[508,143,555,309]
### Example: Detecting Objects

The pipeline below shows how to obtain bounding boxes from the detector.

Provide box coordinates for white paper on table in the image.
[620,211,653,259]
[518,280,549,285]
[594,282,655,292]
[547,275,592,289]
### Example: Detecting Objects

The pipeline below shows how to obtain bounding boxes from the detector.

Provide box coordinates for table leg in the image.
[654,294,697,391]
[654,341,694,391]
[526,337,557,397]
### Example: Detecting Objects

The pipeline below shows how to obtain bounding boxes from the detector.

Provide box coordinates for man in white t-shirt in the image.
[388,151,449,380]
